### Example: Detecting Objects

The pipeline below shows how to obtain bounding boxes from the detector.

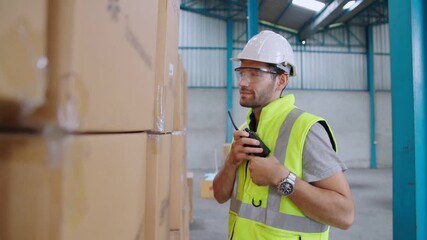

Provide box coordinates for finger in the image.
[241,137,260,147]
[233,130,249,139]
[244,146,264,155]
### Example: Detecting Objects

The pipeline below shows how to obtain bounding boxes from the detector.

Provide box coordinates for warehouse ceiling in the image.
[180,0,388,40]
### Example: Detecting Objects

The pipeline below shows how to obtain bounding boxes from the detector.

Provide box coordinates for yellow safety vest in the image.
[228,95,337,240]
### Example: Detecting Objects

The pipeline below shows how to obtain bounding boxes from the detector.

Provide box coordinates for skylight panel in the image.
[292,0,325,12]
[343,0,356,10]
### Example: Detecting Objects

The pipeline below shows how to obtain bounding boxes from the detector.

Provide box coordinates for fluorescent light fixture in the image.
[329,22,344,28]
[292,0,325,12]
[343,0,356,10]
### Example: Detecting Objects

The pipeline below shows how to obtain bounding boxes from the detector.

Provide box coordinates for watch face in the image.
[279,181,294,195]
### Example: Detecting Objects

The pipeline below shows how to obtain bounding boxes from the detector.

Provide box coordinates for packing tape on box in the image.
[58,74,79,131]
[66,156,87,229]
[44,127,87,228]
[44,125,68,168]
[154,84,166,133]
[171,130,186,136]
[57,73,88,131]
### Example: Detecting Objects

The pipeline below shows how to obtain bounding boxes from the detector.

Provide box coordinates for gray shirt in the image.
[302,122,347,182]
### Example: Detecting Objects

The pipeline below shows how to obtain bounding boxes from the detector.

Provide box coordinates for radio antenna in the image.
[227,111,239,130]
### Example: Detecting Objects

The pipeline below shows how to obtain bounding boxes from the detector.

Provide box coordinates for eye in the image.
[249,70,261,78]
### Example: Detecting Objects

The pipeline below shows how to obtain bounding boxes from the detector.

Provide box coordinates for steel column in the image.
[389,0,416,239]
[247,0,258,38]
[412,0,427,238]
[366,25,377,169]
[226,17,234,143]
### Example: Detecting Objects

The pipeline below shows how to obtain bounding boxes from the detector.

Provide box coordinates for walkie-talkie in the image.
[227,111,271,157]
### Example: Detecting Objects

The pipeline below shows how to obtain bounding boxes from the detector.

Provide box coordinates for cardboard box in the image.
[1,0,158,132]
[169,230,181,240]
[0,0,48,125]
[200,179,214,199]
[169,228,189,240]
[145,134,172,240]
[186,171,194,223]
[173,55,188,131]
[0,132,147,240]
[153,0,181,133]
[169,132,187,230]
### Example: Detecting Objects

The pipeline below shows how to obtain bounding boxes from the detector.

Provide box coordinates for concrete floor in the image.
[189,168,392,240]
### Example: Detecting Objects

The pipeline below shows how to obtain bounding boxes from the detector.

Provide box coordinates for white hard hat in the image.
[232,30,297,76]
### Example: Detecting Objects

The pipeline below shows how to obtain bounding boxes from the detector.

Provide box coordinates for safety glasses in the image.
[234,67,279,83]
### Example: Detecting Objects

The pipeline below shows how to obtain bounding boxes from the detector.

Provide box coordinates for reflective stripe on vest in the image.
[229,108,328,233]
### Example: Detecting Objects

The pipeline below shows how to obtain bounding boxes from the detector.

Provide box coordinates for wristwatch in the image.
[277,171,296,196]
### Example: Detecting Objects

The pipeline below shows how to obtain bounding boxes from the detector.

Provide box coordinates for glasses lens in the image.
[235,67,277,83]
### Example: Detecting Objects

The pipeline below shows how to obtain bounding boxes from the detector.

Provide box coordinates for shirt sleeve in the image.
[302,122,347,182]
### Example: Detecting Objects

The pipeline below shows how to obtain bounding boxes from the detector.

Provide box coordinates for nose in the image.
[239,74,250,86]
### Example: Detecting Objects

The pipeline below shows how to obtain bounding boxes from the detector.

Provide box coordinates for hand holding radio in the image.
[228,111,271,157]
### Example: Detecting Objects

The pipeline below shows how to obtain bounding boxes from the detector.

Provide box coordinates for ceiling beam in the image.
[180,0,246,20]
[337,0,378,23]
[298,0,352,40]
[180,5,228,20]
[274,1,292,24]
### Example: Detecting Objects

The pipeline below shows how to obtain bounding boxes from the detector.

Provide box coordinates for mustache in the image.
[240,87,252,93]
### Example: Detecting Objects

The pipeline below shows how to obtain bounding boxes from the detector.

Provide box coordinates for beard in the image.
[239,81,276,109]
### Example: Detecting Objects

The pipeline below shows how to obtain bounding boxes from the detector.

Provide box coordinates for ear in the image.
[276,74,289,91]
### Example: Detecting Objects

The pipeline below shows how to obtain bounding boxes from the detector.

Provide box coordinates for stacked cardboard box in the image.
[144,134,172,240]
[0,133,147,240]
[186,171,194,223]
[0,0,158,132]
[0,0,190,239]
[169,132,190,240]
[152,0,181,133]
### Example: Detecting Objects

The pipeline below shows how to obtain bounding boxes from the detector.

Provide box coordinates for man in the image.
[213,30,354,239]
